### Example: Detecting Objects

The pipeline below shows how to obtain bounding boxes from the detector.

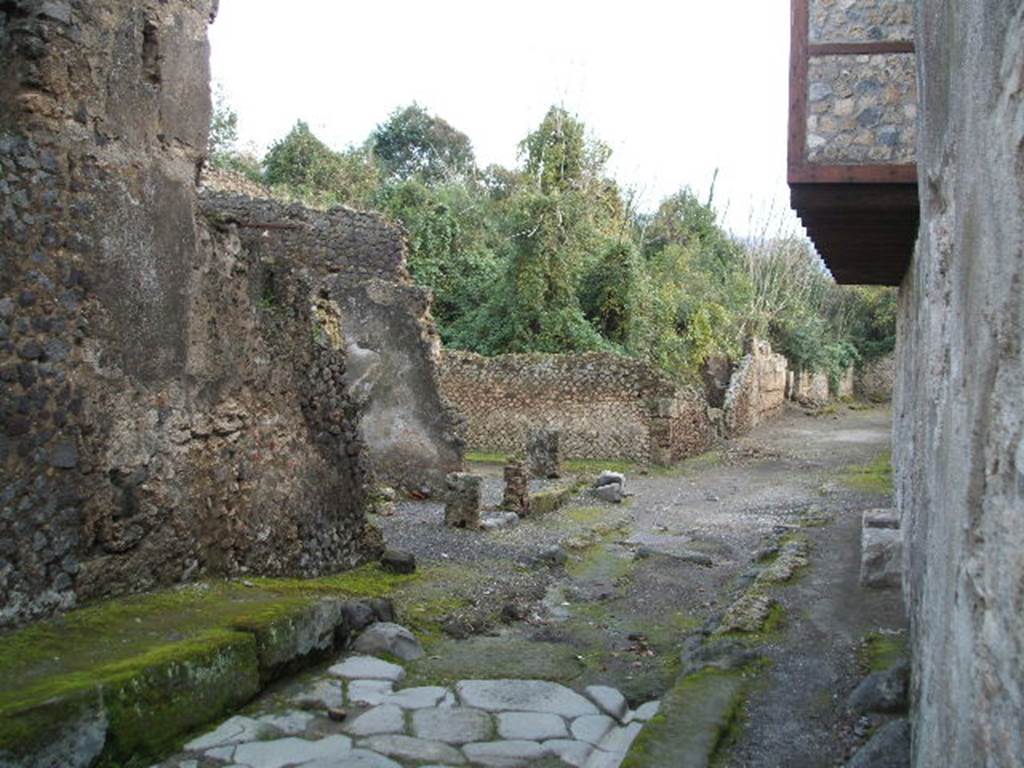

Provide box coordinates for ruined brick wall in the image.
[0,1,378,628]
[438,351,714,464]
[855,352,894,402]
[722,340,789,437]
[199,194,464,493]
[896,3,1024,765]
[804,0,917,165]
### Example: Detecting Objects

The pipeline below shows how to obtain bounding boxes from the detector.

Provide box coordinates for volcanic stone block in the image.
[527,429,562,479]
[444,473,482,529]
[502,460,530,515]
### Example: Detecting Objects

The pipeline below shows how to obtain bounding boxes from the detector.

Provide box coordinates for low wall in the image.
[438,351,714,464]
[723,340,789,436]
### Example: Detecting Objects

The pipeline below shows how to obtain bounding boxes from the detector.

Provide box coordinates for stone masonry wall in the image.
[896,2,1024,765]
[809,0,913,43]
[199,194,464,493]
[722,340,789,437]
[0,1,381,628]
[855,352,895,402]
[438,351,714,464]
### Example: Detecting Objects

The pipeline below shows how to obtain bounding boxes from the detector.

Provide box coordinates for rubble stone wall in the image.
[199,194,464,493]
[809,0,914,43]
[722,340,789,437]
[438,351,714,464]
[0,0,392,628]
[855,352,895,402]
[896,3,1024,765]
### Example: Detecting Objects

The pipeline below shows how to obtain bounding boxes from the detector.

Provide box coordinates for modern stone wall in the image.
[199,194,464,493]
[438,351,715,464]
[806,53,917,164]
[722,340,788,437]
[809,0,913,43]
[855,352,895,402]
[0,0,393,628]
[896,2,1024,764]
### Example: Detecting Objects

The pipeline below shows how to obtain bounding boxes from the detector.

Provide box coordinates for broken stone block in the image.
[444,472,482,529]
[861,525,902,588]
[863,508,900,529]
[527,429,562,479]
[480,511,520,531]
[502,460,530,514]
[353,622,424,661]
[593,483,623,503]
[380,549,416,574]
[595,470,625,489]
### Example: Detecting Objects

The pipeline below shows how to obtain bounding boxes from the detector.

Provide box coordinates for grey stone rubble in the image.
[352,623,425,662]
[445,473,483,529]
[160,652,660,768]
[527,428,562,479]
[860,509,902,588]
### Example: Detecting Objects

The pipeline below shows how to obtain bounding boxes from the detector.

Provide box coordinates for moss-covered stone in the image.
[529,484,578,516]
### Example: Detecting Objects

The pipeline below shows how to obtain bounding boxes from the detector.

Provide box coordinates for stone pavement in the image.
[158,653,659,768]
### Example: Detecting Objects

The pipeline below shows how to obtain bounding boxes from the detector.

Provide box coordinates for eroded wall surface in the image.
[896,2,1024,764]
[0,1,378,628]
[722,340,788,436]
[200,194,464,493]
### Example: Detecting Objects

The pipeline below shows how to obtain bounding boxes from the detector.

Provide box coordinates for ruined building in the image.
[789,0,1024,764]
[0,0,460,629]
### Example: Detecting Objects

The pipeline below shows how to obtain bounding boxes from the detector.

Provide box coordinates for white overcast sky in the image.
[209,0,801,237]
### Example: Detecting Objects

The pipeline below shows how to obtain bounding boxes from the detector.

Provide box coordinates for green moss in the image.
[405,636,586,687]
[859,631,909,673]
[565,506,610,524]
[465,451,510,466]
[839,450,894,495]
[529,484,577,515]
[621,668,748,768]
[567,543,635,582]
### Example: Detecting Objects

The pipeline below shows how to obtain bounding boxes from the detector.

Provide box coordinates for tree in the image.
[370,104,476,184]
[208,84,239,162]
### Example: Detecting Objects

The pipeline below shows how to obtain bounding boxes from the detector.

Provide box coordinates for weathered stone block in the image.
[527,429,562,479]
[861,526,902,588]
[501,460,529,514]
[444,473,482,529]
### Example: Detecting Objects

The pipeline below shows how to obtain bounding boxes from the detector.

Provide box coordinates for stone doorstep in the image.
[863,508,900,530]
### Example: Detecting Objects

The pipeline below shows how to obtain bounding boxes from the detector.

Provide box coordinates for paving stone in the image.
[294,679,346,710]
[330,656,406,682]
[544,739,594,768]
[632,700,660,721]
[352,623,424,661]
[570,714,616,745]
[358,734,466,764]
[257,710,315,736]
[439,691,457,708]
[303,750,402,768]
[584,686,628,721]
[456,680,599,718]
[412,707,494,745]
[597,722,643,755]
[462,740,551,767]
[383,686,448,710]
[185,716,269,750]
[496,712,568,741]
[348,680,395,706]
[233,735,352,768]
[178,761,198,768]
[345,705,406,737]
[205,746,235,762]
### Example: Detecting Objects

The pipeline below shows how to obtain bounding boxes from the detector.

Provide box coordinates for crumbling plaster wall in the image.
[199,194,465,493]
[722,340,788,437]
[895,2,1024,765]
[0,0,381,628]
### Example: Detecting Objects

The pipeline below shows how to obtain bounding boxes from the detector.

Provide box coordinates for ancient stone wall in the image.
[722,340,789,437]
[438,351,714,464]
[199,194,464,493]
[896,2,1024,764]
[0,0,383,628]
[855,352,895,402]
[809,0,913,43]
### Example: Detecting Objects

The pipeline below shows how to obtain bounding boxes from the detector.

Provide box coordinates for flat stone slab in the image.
[303,750,402,768]
[585,686,627,721]
[412,706,494,745]
[545,738,594,767]
[348,679,395,706]
[497,711,569,741]
[383,685,448,710]
[598,722,643,754]
[233,735,352,768]
[463,740,552,767]
[294,679,346,710]
[330,656,406,682]
[570,714,616,745]
[456,680,600,718]
[583,748,625,768]
[345,704,406,737]
[631,700,660,721]
[359,734,466,765]
[256,710,315,736]
[185,715,270,750]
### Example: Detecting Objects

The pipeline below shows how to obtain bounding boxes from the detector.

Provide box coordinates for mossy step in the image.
[621,668,747,768]
[0,565,411,766]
